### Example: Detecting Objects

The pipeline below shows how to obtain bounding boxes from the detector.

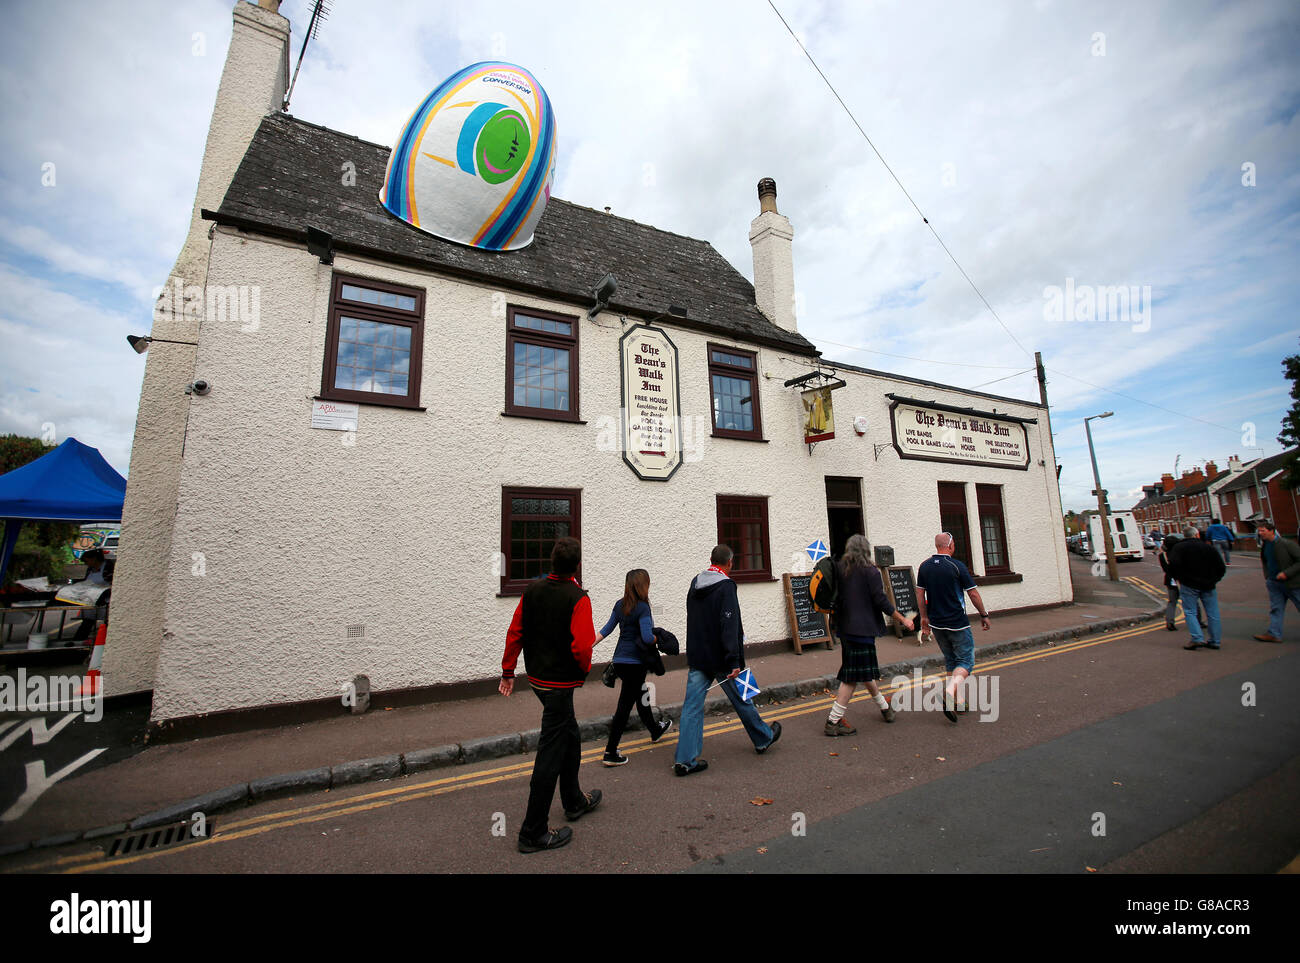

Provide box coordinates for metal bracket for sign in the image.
[872,443,893,461]
[783,368,846,392]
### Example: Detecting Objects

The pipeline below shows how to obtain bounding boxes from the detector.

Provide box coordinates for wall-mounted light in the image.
[126,335,199,354]
[306,226,334,264]
[586,273,617,320]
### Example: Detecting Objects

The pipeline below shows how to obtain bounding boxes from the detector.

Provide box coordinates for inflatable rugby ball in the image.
[380,62,556,251]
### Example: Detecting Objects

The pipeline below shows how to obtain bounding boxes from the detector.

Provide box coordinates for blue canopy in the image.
[0,438,126,584]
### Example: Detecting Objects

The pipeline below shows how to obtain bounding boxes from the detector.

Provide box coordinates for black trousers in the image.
[606,663,660,753]
[521,685,584,842]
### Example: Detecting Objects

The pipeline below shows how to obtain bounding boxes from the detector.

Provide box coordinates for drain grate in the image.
[106,819,214,858]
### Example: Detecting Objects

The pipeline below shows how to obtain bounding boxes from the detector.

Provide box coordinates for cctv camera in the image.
[190,380,211,396]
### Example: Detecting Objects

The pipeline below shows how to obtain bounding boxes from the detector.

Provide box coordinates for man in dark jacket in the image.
[1253,520,1300,643]
[672,544,781,776]
[1168,526,1226,650]
[500,537,600,852]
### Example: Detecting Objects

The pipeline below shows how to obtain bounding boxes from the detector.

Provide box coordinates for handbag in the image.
[601,663,617,688]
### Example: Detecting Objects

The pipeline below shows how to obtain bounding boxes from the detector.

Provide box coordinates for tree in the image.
[1279,342,1300,491]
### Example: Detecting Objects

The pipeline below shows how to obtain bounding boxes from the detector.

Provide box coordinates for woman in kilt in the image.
[825,534,914,735]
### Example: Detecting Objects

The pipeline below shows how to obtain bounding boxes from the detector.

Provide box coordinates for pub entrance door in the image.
[825,476,865,560]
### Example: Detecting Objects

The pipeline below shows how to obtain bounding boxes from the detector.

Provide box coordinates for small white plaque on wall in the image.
[311,400,359,431]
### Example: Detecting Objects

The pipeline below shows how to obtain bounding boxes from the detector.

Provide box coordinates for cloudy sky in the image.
[1,0,1297,514]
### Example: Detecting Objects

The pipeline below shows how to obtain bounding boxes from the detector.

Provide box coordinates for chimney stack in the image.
[1161,473,1176,492]
[1228,454,1243,472]
[1205,461,1218,477]
[749,177,797,332]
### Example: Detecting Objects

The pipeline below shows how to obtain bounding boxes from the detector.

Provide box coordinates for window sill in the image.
[731,573,778,584]
[500,411,587,425]
[710,434,769,443]
[973,573,1023,586]
[315,395,425,412]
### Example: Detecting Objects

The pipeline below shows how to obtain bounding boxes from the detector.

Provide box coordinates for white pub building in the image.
[104,1,1071,732]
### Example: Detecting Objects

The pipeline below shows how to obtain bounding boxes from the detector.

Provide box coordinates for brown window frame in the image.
[504,305,581,422]
[319,273,425,410]
[500,486,582,596]
[976,484,1012,576]
[937,481,974,570]
[715,494,772,582]
[707,343,763,441]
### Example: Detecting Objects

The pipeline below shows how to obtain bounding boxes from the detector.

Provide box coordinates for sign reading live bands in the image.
[620,324,684,481]
[889,400,1030,469]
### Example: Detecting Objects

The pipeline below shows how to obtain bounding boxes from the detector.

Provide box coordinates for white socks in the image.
[873,692,889,710]
[828,701,848,723]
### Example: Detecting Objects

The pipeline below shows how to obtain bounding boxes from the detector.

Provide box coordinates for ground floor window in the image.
[937,482,973,569]
[976,484,1011,574]
[500,487,581,595]
[716,495,771,582]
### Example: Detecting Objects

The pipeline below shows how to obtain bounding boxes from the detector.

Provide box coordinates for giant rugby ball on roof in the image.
[379,62,556,251]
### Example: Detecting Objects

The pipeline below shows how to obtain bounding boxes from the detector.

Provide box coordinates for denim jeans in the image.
[1266,578,1300,638]
[1179,586,1221,646]
[1167,584,1207,627]
[931,626,975,672]
[1213,542,1232,565]
[674,667,773,765]
[521,686,585,841]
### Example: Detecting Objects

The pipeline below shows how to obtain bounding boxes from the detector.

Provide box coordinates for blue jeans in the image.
[931,626,975,672]
[1179,586,1221,646]
[674,668,773,765]
[1266,578,1300,638]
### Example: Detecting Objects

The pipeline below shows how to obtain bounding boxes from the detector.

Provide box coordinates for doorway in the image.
[825,476,865,560]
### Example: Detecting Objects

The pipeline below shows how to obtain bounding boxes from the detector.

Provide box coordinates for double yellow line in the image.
[19,614,1174,874]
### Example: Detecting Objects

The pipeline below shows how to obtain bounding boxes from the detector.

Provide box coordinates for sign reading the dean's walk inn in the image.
[620,325,683,481]
[889,399,1030,470]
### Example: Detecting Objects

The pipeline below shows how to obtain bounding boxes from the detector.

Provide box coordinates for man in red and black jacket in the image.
[500,536,600,852]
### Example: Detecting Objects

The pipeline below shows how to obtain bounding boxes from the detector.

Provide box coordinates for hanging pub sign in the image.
[619,324,683,481]
[802,385,835,443]
[888,395,1032,470]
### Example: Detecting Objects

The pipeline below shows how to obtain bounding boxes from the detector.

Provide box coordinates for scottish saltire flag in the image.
[734,668,759,702]
[806,539,829,563]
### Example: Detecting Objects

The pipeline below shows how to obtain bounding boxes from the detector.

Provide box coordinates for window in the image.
[321,274,424,409]
[500,487,581,595]
[938,482,973,569]
[505,306,579,421]
[976,484,1011,575]
[707,344,762,440]
[716,495,771,582]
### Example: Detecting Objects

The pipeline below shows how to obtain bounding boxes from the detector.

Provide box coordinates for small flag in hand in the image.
[734,667,759,702]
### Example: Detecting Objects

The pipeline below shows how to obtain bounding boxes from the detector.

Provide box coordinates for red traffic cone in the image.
[80,622,107,697]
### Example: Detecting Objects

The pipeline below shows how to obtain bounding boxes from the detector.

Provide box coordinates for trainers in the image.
[880,704,897,723]
[1184,641,1205,650]
[825,717,857,736]
[651,718,674,743]
[756,720,782,754]
[1254,633,1283,643]
[564,789,602,822]
[602,750,628,767]
[942,693,958,723]
[518,826,573,853]
[673,759,708,776]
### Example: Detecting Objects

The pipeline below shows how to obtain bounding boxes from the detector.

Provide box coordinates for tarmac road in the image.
[10,548,1297,875]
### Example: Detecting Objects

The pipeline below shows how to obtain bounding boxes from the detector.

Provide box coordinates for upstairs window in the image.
[321,275,424,409]
[707,344,762,441]
[505,306,580,422]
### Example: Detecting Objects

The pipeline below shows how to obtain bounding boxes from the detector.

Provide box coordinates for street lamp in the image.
[126,335,198,354]
[1085,411,1119,582]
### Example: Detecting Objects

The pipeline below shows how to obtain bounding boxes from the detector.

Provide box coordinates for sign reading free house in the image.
[620,325,683,481]
[889,398,1030,470]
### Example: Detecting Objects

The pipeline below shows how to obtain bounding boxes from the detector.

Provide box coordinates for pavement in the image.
[0,552,1165,858]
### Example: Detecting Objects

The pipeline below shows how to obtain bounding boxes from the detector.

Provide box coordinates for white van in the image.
[1087,511,1144,563]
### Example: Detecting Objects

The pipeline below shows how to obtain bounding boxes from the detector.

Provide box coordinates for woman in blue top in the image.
[594,569,673,765]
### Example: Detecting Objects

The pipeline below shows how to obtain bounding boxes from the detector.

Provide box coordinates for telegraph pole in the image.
[1085,413,1119,582]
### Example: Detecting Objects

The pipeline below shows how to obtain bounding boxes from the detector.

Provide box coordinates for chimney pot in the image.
[757,177,779,214]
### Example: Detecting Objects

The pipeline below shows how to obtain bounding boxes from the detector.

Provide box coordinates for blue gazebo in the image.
[0,438,127,585]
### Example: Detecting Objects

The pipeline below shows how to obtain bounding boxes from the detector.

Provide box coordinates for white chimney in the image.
[1228,455,1243,472]
[168,0,291,291]
[749,177,797,332]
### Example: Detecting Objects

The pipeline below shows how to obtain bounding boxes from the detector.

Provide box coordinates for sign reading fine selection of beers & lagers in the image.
[887,395,1032,470]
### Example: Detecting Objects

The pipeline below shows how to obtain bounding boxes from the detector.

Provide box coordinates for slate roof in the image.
[1218,449,1298,494]
[208,113,817,355]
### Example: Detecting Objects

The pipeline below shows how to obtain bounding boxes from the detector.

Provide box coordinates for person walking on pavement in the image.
[1253,520,1300,643]
[499,537,601,852]
[673,544,781,776]
[917,533,991,722]
[1168,526,1226,650]
[1206,517,1236,566]
[1158,533,1207,633]
[594,569,673,765]
[825,534,914,735]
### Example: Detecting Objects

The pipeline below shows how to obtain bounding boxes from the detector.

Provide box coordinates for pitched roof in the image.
[208,113,816,354]
[1218,448,1299,494]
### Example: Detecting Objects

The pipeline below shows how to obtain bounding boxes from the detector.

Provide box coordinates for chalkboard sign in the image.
[884,565,918,638]
[782,573,832,654]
